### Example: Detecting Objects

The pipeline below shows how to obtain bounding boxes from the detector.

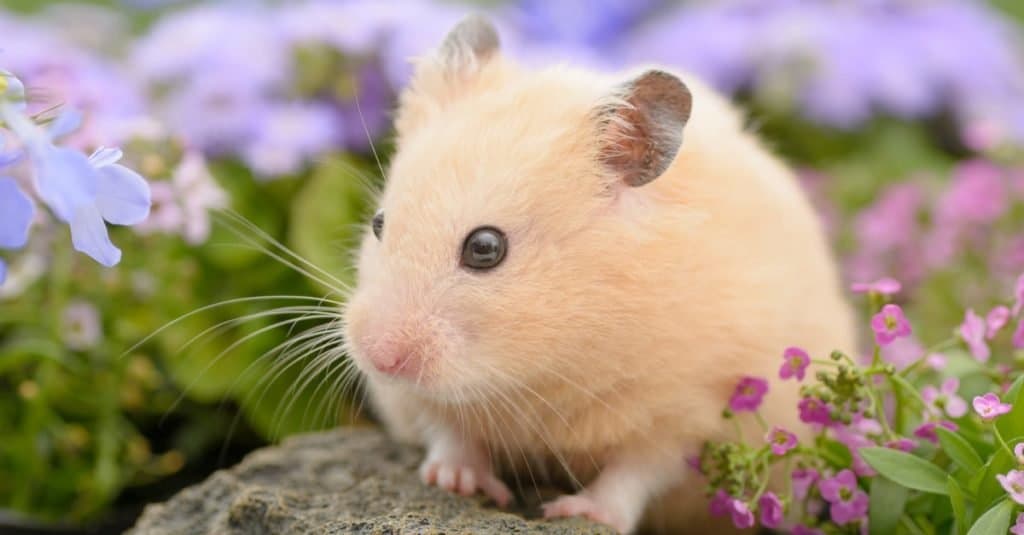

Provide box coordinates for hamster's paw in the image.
[419,456,511,507]
[542,494,629,534]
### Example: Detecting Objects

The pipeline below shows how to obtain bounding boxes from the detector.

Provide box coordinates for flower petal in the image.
[96,164,151,225]
[33,145,99,222]
[0,177,34,249]
[70,204,121,267]
[48,109,83,140]
[88,147,124,168]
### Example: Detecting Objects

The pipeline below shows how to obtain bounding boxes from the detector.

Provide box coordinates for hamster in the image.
[342,15,855,535]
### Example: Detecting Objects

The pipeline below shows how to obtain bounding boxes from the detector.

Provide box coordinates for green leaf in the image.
[997,377,1024,441]
[859,447,950,495]
[288,156,371,295]
[966,498,1013,535]
[936,427,984,473]
[975,446,1016,512]
[869,476,909,535]
[947,476,969,535]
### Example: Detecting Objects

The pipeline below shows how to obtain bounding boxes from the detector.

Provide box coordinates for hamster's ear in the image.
[395,15,500,140]
[597,70,692,187]
[436,14,500,77]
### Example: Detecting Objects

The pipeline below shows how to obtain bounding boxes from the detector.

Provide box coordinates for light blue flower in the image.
[0,176,34,284]
[1,103,150,267]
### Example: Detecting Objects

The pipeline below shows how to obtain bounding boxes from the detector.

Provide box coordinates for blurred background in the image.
[0,0,1023,532]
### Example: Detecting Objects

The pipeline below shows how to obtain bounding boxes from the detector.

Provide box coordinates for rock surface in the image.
[128,426,611,534]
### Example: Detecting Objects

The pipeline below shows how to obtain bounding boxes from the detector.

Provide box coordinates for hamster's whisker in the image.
[121,295,341,359]
[215,210,352,295]
[300,353,354,430]
[481,363,603,481]
[274,339,347,433]
[467,381,541,502]
[160,311,341,425]
[353,91,388,185]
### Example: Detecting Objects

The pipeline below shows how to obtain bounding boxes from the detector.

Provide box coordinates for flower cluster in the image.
[0,70,150,282]
[699,276,1024,533]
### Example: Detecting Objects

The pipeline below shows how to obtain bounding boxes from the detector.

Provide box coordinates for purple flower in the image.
[728,499,754,529]
[240,102,340,178]
[779,346,810,381]
[881,336,924,371]
[870,304,912,346]
[765,426,798,456]
[986,306,1010,339]
[819,470,869,525]
[921,377,968,419]
[708,489,731,517]
[757,492,783,529]
[1011,513,1024,535]
[0,177,34,284]
[913,421,958,443]
[729,376,768,412]
[792,467,819,500]
[850,277,902,295]
[799,397,833,426]
[833,425,877,477]
[973,393,1012,420]
[997,469,1024,505]
[959,309,991,362]
[1,105,150,267]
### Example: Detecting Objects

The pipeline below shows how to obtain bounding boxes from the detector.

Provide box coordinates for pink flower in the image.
[854,183,923,253]
[1014,319,1024,349]
[925,353,947,371]
[799,397,833,426]
[833,426,877,477]
[1015,443,1024,466]
[1011,513,1024,535]
[973,393,1012,420]
[986,306,1011,339]
[959,309,991,361]
[997,469,1024,505]
[921,377,968,418]
[880,336,924,371]
[729,376,768,412]
[729,499,754,529]
[709,489,731,517]
[870,304,912,346]
[792,526,825,535]
[765,427,798,456]
[819,470,869,525]
[779,346,810,381]
[913,421,958,443]
[685,455,703,474]
[850,277,902,295]
[1013,273,1024,317]
[792,467,819,500]
[936,159,1008,227]
[887,438,917,452]
[758,492,784,529]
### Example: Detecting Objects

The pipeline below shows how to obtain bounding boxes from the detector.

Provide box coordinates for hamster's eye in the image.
[461,226,507,270]
[371,210,384,240]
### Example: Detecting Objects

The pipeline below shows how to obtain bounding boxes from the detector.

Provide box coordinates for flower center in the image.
[884,315,897,330]
[839,487,852,501]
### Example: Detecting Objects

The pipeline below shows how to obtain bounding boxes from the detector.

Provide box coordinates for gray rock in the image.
[127,426,612,535]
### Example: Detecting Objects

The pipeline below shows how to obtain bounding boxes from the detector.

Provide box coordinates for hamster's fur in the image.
[343,15,855,535]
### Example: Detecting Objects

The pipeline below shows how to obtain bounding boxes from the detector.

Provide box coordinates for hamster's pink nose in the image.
[368,342,421,378]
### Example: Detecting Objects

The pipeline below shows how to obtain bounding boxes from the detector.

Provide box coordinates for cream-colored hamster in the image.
[342,15,855,535]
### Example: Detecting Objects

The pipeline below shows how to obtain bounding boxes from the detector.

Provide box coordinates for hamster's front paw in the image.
[542,493,630,534]
[418,438,511,507]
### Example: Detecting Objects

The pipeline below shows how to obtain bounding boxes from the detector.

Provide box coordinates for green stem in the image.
[994,425,1015,458]
[753,411,769,432]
